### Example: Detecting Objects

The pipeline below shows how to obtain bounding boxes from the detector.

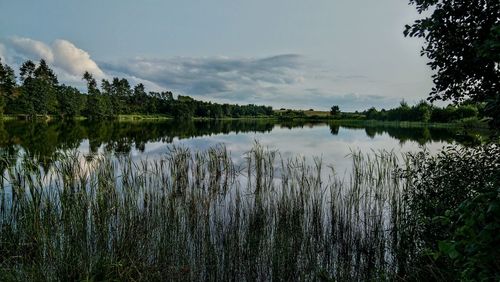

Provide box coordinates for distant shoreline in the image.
[1,114,491,130]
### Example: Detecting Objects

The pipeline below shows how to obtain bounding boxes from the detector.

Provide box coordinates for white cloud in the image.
[5,36,104,81]
[1,36,408,110]
[0,43,6,62]
[52,39,105,79]
[10,36,54,63]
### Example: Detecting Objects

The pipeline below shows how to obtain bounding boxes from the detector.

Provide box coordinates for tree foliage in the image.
[18,59,58,116]
[56,85,85,118]
[0,59,16,117]
[363,100,480,123]
[405,0,500,126]
[330,105,340,116]
[1,59,274,120]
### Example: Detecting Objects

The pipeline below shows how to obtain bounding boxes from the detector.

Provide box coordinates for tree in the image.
[161,91,174,101]
[147,92,159,113]
[19,59,58,117]
[83,71,105,120]
[19,60,36,82]
[33,59,58,115]
[405,0,500,127]
[34,59,58,85]
[413,100,432,123]
[330,105,340,116]
[83,71,99,95]
[19,61,37,116]
[0,59,16,117]
[172,102,193,120]
[132,83,147,113]
[56,85,85,118]
[365,107,378,120]
[112,77,131,114]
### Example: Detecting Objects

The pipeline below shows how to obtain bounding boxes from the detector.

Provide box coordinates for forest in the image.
[0,59,274,120]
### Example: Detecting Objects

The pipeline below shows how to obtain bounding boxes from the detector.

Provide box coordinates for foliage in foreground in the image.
[402,144,500,281]
[0,143,498,280]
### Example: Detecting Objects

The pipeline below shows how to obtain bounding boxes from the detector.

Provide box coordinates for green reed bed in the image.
[0,144,411,281]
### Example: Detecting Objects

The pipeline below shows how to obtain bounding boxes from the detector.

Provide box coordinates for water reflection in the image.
[332,123,471,145]
[0,119,484,169]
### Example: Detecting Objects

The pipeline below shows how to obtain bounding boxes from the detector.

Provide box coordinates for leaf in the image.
[487,202,499,214]
[438,241,460,259]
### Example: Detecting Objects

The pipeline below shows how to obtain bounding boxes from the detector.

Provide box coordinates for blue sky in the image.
[0,0,433,111]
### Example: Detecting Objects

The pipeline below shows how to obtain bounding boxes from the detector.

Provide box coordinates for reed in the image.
[0,143,411,281]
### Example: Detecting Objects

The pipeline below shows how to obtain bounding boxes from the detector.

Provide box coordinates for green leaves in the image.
[330,105,340,116]
[438,241,459,259]
[406,0,500,127]
[403,144,500,280]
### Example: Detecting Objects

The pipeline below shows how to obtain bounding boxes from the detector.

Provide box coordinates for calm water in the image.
[0,119,483,174]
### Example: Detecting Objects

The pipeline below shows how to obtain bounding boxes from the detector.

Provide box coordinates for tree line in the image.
[0,59,273,120]
[0,58,492,125]
[362,100,482,123]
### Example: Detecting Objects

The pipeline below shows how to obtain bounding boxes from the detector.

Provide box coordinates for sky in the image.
[0,0,434,111]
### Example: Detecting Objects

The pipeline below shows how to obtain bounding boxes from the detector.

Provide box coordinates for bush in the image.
[402,144,500,280]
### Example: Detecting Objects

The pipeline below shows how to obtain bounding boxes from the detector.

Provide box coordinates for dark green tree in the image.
[33,59,58,115]
[405,0,500,127]
[147,92,160,113]
[132,83,147,113]
[19,60,36,81]
[19,60,37,116]
[19,59,58,117]
[34,59,58,85]
[56,85,85,118]
[161,91,174,101]
[365,107,378,120]
[330,105,340,116]
[83,71,105,120]
[172,102,194,120]
[112,77,131,114]
[413,100,432,123]
[0,59,16,117]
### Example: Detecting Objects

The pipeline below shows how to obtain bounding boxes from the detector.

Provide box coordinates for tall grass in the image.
[0,144,410,281]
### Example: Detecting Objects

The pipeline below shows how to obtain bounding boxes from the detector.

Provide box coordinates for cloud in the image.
[0,43,6,62]
[9,36,54,63]
[100,54,304,95]
[4,36,104,80]
[250,87,401,111]
[0,36,407,110]
[100,54,401,110]
[52,39,105,79]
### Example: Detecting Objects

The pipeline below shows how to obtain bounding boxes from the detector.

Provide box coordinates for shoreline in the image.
[0,114,491,130]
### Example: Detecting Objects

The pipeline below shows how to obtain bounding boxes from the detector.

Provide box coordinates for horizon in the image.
[0,0,434,111]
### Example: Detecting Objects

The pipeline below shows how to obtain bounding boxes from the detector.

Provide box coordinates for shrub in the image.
[401,144,500,280]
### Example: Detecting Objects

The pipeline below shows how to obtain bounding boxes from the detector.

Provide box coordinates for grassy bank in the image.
[331,118,491,129]
[117,114,172,121]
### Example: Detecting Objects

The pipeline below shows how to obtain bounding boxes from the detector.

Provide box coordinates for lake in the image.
[0,118,490,280]
[0,119,482,173]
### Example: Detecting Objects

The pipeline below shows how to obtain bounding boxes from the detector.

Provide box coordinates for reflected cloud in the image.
[0,120,478,176]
